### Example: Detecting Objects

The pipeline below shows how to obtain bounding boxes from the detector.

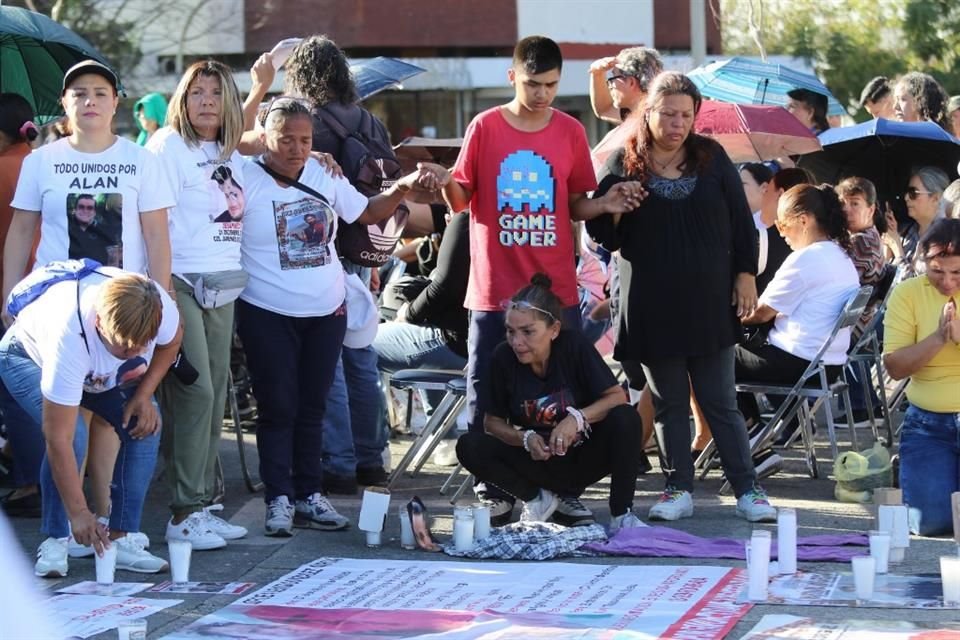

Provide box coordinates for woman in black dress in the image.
[586,72,776,523]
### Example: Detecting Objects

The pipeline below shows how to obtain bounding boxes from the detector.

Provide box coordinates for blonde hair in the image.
[166,60,244,160]
[96,275,163,349]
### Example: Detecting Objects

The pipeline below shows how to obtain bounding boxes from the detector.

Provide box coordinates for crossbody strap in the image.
[75,269,112,355]
[256,161,330,204]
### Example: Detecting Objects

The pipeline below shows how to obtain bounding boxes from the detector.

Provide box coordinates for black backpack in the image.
[315,106,409,267]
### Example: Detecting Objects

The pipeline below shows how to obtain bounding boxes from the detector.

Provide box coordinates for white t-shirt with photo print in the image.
[11,267,180,406]
[11,137,174,275]
[240,157,367,317]
[146,127,245,273]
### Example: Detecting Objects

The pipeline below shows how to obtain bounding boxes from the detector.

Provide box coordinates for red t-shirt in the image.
[452,107,597,310]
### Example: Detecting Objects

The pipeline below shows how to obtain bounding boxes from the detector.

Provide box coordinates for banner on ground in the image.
[163,558,750,639]
[49,594,181,638]
[744,614,960,638]
[754,571,959,609]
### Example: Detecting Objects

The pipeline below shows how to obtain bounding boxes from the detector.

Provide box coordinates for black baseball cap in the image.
[62,60,119,94]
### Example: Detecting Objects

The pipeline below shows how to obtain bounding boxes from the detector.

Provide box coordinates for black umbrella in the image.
[0,6,120,123]
[799,119,960,213]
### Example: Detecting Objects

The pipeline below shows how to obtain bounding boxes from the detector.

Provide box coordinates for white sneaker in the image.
[68,536,95,559]
[648,487,694,521]
[265,496,294,537]
[114,535,169,573]
[70,530,150,558]
[735,486,777,523]
[35,537,68,578]
[431,440,459,466]
[520,489,559,523]
[294,493,350,531]
[608,510,648,535]
[200,504,248,540]
[165,512,227,550]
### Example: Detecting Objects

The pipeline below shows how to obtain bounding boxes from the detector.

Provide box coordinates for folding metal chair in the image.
[386,369,466,488]
[694,285,874,490]
[227,368,263,493]
[844,266,901,447]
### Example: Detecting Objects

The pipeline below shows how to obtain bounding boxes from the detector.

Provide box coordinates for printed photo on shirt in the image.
[519,388,573,430]
[67,192,123,267]
[210,165,245,223]
[496,150,558,248]
[273,198,335,270]
[117,356,148,388]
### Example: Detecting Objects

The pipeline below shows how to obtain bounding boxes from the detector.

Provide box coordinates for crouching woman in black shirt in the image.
[456,274,644,534]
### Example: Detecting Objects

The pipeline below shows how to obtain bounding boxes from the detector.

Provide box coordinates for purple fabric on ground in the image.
[582,526,868,561]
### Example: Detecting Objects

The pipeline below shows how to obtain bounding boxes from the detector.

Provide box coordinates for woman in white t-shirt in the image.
[0,269,181,577]
[146,60,250,551]
[4,60,173,300]
[238,97,427,536]
[737,184,860,428]
[2,60,174,551]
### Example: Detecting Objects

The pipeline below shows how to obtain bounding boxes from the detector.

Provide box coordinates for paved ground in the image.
[8,413,960,639]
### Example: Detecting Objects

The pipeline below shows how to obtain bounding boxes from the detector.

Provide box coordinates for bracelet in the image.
[522,429,536,452]
[567,407,586,433]
[567,407,592,440]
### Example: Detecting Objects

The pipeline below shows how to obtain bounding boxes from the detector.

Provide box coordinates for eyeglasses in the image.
[774,214,805,231]
[606,74,628,86]
[905,187,933,200]
[501,299,557,322]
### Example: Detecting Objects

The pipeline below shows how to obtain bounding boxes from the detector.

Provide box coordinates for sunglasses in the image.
[905,187,933,200]
[606,74,629,86]
[501,299,557,322]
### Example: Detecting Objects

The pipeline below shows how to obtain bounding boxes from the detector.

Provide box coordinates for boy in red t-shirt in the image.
[418,36,643,524]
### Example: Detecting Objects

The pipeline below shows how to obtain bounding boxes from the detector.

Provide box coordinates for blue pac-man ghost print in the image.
[497,150,555,213]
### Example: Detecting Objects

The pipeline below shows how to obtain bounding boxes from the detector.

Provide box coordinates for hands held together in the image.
[939,298,960,345]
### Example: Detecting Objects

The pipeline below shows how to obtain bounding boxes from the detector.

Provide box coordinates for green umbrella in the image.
[0,5,122,124]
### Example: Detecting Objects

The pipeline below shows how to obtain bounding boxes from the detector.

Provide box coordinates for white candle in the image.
[453,511,474,551]
[399,505,415,549]
[851,555,876,603]
[941,556,960,605]
[869,530,891,574]
[472,503,491,540]
[116,619,147,640]
[94,544,116,586]
[747,531,771,601]
[168,539,192,584]
[777,508,797,575]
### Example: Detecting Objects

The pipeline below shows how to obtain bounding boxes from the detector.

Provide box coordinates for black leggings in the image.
[456,404,641,516]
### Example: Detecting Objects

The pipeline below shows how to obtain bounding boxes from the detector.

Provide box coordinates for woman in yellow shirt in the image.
[884,218,960,535]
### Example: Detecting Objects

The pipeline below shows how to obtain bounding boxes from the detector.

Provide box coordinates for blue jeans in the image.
[899,404,960,536]
[322,261,387,476]
[0,333,159,538]
[373,322,466,412]
[237,300,345,502]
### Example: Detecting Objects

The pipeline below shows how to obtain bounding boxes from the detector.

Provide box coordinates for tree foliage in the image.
[718,0,957,119]
[20,0,142,79]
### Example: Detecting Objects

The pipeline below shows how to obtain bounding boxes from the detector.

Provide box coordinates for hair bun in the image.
[530,273,552,290]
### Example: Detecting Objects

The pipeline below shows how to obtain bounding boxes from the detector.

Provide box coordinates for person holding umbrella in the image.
[586,71,776,523]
